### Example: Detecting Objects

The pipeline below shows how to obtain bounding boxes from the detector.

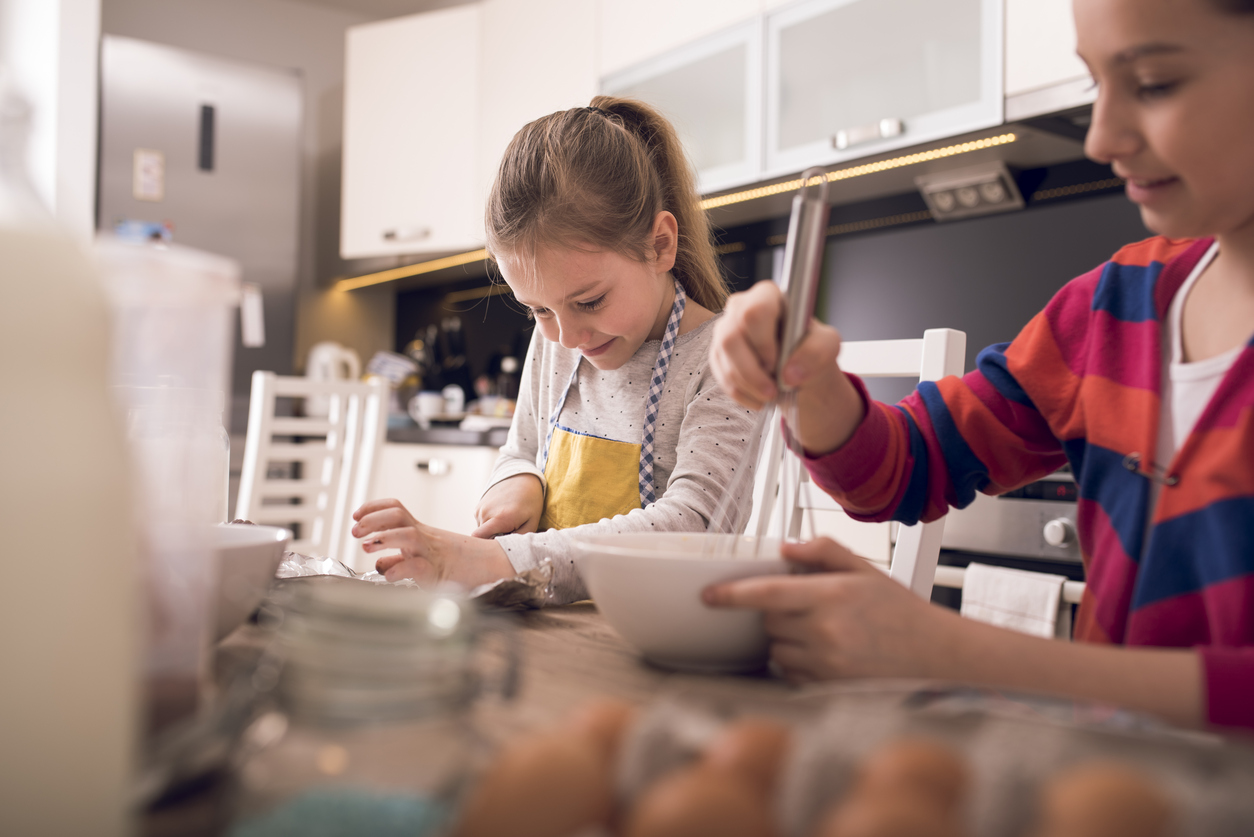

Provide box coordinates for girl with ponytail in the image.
[352,97,758,603]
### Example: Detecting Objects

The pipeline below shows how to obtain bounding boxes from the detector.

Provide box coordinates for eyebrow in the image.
[1113,43,1186,63]
[513,281,603,308]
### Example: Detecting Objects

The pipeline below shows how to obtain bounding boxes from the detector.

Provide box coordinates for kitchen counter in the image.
[385,424,509,447]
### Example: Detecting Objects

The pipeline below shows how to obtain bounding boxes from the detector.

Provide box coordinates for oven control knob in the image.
[1043,518,1075,547]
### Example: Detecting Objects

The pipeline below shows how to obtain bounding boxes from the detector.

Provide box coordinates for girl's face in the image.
[1077,0,1254,240]
[497,212,679,371]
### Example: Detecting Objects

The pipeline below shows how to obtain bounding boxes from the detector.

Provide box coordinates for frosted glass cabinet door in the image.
[765,0,1002,176]
[602,19,762,194]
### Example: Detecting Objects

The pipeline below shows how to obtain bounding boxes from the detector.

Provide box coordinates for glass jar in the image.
[229,580,515,836]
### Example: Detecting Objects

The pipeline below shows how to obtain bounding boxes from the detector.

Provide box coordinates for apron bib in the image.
[537,279,686,531]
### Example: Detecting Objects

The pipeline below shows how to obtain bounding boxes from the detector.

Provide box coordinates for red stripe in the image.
[1074,498,1138,644]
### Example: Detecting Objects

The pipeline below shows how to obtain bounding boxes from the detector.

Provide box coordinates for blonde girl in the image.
[707,0,1254,730]
[354,96,757,603]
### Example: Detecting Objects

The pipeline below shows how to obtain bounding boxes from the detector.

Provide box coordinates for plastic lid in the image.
[93,235,241,308]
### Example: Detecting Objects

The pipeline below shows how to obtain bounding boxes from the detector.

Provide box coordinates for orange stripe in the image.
[1081,375,1159,455]
[1156,406,1254,521]
[935,377,1059,489]
[1108,235,1198,269]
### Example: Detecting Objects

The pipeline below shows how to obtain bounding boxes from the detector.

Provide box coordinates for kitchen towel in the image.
[960,562,1069,640]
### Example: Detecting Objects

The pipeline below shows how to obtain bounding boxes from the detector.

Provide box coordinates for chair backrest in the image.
[748,328,966,599]
[234,371,388,566]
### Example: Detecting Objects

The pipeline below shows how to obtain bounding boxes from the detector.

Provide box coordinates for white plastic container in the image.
[94,236,240,718]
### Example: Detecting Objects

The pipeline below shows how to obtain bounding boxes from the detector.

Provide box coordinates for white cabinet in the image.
[764,0,1003,177]
[478,0,598,209]
[341,1,597,261]
[597,0,762,77]
[1004,0,1093,121]
[341,6,484,259]
[372,443,501,536]
[602,19,762,194]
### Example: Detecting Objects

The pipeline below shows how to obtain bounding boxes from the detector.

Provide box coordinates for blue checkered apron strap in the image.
[539,360,581,472]
[639,279,686,506]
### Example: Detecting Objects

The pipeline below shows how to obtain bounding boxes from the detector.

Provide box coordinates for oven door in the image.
[940,473,1081,564]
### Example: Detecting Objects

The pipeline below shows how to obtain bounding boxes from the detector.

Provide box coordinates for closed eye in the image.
[577,294,607,312]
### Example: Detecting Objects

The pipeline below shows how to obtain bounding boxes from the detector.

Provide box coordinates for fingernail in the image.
[784,363,804,386]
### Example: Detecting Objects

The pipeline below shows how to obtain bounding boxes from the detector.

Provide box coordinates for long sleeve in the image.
[483,329,546,495]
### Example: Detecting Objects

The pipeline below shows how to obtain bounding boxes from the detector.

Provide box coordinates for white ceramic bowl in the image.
[573,532,789,673]
[213,524,289,640]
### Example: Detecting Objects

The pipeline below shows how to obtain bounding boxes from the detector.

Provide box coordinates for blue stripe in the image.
[917,380,988,509]
[1091,260,1161,323]
[976,342,1036,408]
[892,405,930,525]
[1075,443,1150,563]
[1134,496,1254,609]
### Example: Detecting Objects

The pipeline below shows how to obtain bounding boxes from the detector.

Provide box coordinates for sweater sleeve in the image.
[494,367,759,604]
[481,330,546,497]
[1200,647,1254,729]
[802,284,1086,525]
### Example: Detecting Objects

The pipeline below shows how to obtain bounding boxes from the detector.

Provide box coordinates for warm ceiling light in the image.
[699,133,1018,210]
[335,248,489,292]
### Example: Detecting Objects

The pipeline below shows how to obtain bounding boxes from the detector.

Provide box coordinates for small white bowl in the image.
[573,532,790,673]
[213,523,289,640]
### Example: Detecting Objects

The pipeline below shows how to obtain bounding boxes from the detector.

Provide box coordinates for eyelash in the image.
[1137,81,1177,100]
[525,295,607,320]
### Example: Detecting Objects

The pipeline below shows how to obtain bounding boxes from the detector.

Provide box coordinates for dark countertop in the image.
[386,423,510,447]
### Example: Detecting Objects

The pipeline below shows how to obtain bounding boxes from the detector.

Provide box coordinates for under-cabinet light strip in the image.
[337,133,1018,292]
[699,133,1019,210]
[335,248,489,292]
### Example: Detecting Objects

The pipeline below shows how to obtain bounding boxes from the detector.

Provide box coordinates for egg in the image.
[1031,761,1175,837]
[570,697,638,762]
[622,763,778,837]
[854,738,969,814]
[813,793,964,837]
[452,729,615,837]
[703,718,792,796]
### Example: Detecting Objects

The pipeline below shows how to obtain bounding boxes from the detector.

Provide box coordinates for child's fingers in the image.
[781,322,843,388]
[470,514,513,539]
[701,575,815,612]
[374,553,405,573]
[712,335,778,408]
[353,497,404,521]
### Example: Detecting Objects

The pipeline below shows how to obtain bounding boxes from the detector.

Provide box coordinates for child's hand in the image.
[472,474,544,539]
[352,498,515,587]
[701,538,958,683]
[711,282,863,454]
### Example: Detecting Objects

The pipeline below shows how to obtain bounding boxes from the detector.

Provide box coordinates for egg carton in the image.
[612,683,1254,837]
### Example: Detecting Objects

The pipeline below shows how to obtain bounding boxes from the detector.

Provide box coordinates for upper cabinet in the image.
[602,19,762,194]
[342,7,483,259]
[341,0,596,261]
[597,0,763,77]
[1004,0,1093,120]
[763,0,1003,177]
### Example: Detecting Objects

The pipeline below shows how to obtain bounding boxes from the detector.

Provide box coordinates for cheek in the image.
[535,319,560,343]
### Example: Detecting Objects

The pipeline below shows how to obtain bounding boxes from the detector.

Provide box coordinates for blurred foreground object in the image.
[0,74,137,836]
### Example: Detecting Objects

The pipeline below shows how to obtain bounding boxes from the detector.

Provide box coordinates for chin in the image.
[1138,207,1208,241]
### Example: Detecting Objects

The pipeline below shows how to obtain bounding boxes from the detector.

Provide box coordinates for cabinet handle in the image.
[383,226,432,243]
[416,459,451,476]
[833,117,904,151]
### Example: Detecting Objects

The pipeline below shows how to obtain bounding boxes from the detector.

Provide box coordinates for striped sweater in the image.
[804,236,1254,729]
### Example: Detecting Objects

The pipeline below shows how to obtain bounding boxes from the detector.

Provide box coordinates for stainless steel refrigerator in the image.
[97,35,302,430]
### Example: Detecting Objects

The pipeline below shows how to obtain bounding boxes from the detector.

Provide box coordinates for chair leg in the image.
[889,520,945,598]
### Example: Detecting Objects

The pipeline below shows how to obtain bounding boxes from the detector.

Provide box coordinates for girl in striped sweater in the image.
[706,0,1254,730]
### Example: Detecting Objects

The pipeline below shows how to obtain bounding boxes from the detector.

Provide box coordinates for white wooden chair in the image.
[235,371,388,569]
[748,328,967,599]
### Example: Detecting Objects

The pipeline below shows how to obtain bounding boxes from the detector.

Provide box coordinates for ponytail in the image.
[485,96,730,312]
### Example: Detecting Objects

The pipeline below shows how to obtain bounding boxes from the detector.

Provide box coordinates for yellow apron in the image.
[538,427,641,530]
[536,279,687,531]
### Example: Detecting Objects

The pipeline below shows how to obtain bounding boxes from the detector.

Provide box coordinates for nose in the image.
[1084,85,1141,166]
[555,313,590,350]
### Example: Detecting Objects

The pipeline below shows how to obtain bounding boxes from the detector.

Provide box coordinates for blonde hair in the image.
[485,95,729,312]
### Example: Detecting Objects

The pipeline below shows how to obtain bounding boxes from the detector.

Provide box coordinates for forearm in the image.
[792,366,864,456]
[934,611,1203,728]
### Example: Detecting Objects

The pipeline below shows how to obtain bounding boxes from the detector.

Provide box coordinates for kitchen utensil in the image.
[573,533,789,673]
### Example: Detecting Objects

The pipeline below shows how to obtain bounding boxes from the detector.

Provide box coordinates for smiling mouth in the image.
[582,339,614,357]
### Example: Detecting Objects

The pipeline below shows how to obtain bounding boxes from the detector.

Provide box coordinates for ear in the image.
[651,211,679,275]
